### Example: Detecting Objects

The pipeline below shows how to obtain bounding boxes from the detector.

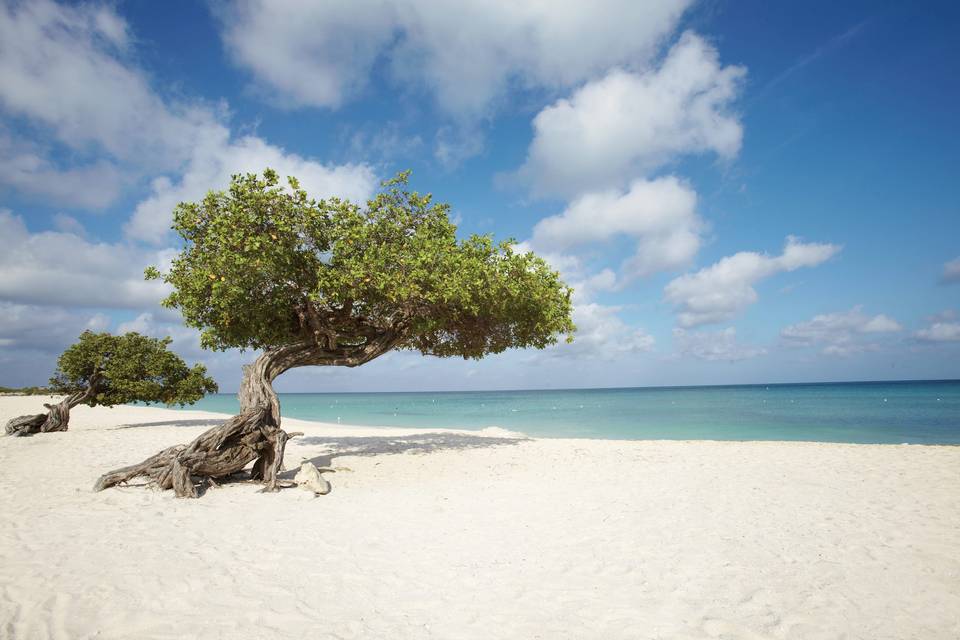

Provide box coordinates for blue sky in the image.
[0,0,957,392]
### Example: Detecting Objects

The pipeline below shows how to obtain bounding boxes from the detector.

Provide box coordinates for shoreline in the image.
[2,396,959,638]
[7,393,960,447]
[13,394,960,447]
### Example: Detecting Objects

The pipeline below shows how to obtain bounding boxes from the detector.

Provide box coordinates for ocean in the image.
[176,380,960,445]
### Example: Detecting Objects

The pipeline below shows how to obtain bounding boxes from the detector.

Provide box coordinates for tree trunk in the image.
[5,391,86,437]
[94,335,400,498]
[94,343,315,497]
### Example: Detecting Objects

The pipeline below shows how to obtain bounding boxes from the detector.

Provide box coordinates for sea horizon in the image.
[174,378,960,445]
[216,377,960,396]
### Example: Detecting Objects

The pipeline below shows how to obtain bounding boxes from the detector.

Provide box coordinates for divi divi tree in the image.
[5,331,217,437]
[96,170,575,497]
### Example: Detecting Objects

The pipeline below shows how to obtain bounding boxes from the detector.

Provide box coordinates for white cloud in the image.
[0,0,223,209]
[914,321,960,343]
[217,1,397,110]
[0,301,109,353]
[0,301,118,385]
[217,0,690,118]
[531,176,702,280]
[665,236,842,327]
[2,0,377,224]
[125,134,378,244]
[542,303,655,360]
[116,312,208,360]
[672,327,766,362]
[0,131,123,209]
[0,0,220,166]
[515,32,745,197]
[781,306,902,356]
[0,210,168,308]
[941,257,960,284]
[51,213,86,236]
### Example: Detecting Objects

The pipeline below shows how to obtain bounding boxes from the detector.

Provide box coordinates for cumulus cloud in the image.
[1,0,376,220]
[217,0,690,117]
[0,0,222,209]
[125,134,378,244]
[0,210,169,308]
[941,257,960,284]
[672,327,766,362]
[0,302,108,353]
[0,131,123,209]
[914,317,960,343]
[0,0,220,167]
[116,311,209,361]
[531,176,702,281]
[781,306,902,356]
[0,301,112,386]
[665,236,842,327]
[540,303,655,360]
[514,32,745,197]
[508,243,653,360]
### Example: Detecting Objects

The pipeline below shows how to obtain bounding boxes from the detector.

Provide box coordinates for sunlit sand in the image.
[2,396,958,639]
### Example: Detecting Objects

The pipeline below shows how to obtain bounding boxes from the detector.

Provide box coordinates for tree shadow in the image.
[281,432,527,481]
[104,428,526,496]
[111,418,226,430]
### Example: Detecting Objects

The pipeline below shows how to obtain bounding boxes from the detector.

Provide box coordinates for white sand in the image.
[1,396,958,640]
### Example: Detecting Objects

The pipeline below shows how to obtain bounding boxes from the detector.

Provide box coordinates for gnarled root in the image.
[5,413,47,436]
[5,397,72,437]
[94,407,302,498]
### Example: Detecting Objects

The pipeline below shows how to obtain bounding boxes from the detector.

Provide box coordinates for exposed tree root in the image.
[94,407,305,498]
[94,339,394,498]
[5,396,74,437]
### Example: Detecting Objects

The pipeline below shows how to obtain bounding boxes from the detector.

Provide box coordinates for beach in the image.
[1,396,958,639]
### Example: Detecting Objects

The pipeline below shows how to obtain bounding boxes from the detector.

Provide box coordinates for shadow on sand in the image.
[111,418,227,430]
[280,432,527,481]
[102,426,525,496]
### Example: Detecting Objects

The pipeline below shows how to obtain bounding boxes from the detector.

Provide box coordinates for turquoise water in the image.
[175,380,960,444]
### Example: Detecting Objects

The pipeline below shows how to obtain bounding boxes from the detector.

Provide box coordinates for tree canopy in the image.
[50,331,218,407]
[95,171,574,497]
[148,169,575,359]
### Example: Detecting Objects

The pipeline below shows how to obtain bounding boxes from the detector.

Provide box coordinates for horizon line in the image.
[211,377,960,396]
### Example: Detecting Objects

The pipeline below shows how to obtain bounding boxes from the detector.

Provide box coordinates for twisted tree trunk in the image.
[95,333,399,498]
[5,388,92,437]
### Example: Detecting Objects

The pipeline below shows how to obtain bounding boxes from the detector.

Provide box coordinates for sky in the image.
[0,0,958,393]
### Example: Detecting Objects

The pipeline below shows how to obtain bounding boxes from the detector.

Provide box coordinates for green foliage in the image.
[49,331,218,407]
[151,169,575,358]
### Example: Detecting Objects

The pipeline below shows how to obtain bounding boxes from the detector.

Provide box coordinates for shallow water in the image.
[170,380,960,444]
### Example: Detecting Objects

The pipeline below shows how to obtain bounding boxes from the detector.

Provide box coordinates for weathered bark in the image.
[4,388,91,437]
[95,333,399,498]
[4,413,46,437]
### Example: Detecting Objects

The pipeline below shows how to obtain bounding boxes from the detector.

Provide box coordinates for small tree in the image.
[96,170,574,497]
[5,331,217,437]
